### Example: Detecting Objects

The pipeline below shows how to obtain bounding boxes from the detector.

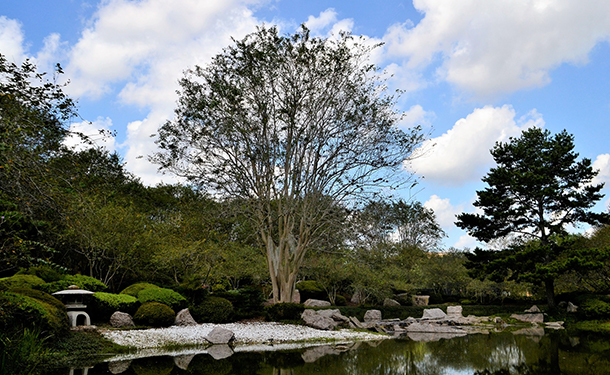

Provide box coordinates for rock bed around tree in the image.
[101,322,388,349]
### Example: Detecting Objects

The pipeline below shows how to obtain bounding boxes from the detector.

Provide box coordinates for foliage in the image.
[7,287,65,311]
[215,287,265,320]
[296,280,326,302]
[0,274,45,291]
[119,282,160,297]
[153,26,424,303]
[46,330,129,367]
[0,292,68,337]
[17,266,64,282]
[133,302,175,327]
[37,274,107,294]
[0,328,49,375]
[264,302,304,322]
[90,292,139,322]
[191,296,234,323]
[456,128,610,308]
[577,295,610,320]
[136,287,187,311]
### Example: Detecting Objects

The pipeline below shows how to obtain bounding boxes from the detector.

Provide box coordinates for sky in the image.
[2,0,610,248]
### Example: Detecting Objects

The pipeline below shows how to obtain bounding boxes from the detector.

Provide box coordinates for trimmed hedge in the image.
[90,292,140,323]
[0,292,69,337]
[296,280,326,302]
[17,265,64,282]
[8,287,65,311]
[120,282,161,297]
[134,302,175,327]
[191,296,234,323]
[37,274,107,294]
[137,288,187,311]
[264,303,304,322]
[0,275,46,291]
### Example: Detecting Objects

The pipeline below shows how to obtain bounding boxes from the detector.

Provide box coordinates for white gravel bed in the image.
[101,322,387,349]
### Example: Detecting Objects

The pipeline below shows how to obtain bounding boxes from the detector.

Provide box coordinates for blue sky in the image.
[2,0,610,248]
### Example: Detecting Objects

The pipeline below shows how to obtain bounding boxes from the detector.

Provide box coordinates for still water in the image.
[56,331,610,375]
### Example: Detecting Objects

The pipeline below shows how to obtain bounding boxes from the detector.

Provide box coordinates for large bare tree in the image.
[152,26,424,302]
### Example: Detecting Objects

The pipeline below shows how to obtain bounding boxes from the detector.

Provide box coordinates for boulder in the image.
[545,321,564,330]
[525,305,541,313]
[351,291,363,305]
[206,327,235,344]
[383,298,401,307]
[493,317,505,325]
[567,302,578,313]
[348,316,364,329]
[363,309,382,322]
[292,289,301,304]
[510,313,544,324]
[412,295,430,306]
[174,355,195,370]
[405,322,465,334]
[421,308,447,320]
[108,360,131,374]
[301,309,336,330]
[446,305,463,318]
[207,344,234,360]
[302,345,340,363]
[318,309,349,322]
[175,308,197,326]
[304,299,331,308]
[110,312,135,328]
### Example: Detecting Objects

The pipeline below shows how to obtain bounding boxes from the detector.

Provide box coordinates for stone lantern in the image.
[52,285,95,327]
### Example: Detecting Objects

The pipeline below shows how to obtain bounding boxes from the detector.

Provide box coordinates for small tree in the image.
[153,26,424,302]
[456,128,610,308]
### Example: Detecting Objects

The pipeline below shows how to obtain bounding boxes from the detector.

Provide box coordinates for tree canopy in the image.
[153,26,425,302]
[456,128,610,307]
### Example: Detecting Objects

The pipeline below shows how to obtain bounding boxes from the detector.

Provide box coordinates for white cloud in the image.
[423,194,462,229]
[592,154,610,187]
[399,104,435,129]
[0,16,25,62]
[305,9,338,34]
[64,117,116,152]
[384,0,610,97]
[408,105,544,185]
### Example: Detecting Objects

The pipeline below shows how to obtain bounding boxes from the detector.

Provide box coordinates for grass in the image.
[569,320,610,334]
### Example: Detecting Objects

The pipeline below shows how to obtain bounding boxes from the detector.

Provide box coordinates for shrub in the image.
[0,292,69,337]
[90,292,139,323]
[334,295,347,306]
[8,287,65,311]
[191,296,234,323]
[216,287,265,320]
[17,266,64,282]
[296,280,326,302]
[37,274,107,294]
[133,302,175,327]
[176,279,209,305]
[137,288,187,311]
[0,275,45,291]
[579,297,610,320]
[0,328,49,375]
[264,303,304,322]
[120,282,161,297]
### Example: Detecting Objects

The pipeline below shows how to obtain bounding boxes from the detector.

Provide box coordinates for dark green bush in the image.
[0,275,45,291]
[296,280,326,302]
[579,297,610,320]
[120,282,161,297]
[394,294,413,306]
[175,279,209,306]
[0,292,69,337]
[216,287,265,320]
[137,288,187,311]
[8,287,65,311]
[334,295,347,306]
[90,292,139,323]
[133,302,175,327]
[37,274,107,294]
[264,303,304,322]
[191,296,234,323]
[17,265,64,282]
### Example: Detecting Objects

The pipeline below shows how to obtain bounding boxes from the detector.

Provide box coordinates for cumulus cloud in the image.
[592,154,610,187]
[399,104,435,129]
[304,8,354,37]
[64,117,116,152]
[408,105,544,185]
[424,194,463,228]
[384,0,610,97]
[0,16,26,62]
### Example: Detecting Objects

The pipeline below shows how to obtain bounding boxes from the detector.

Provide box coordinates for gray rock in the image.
[545,321,564,330]
[318,309,349,322]
[567,302,578,313]
[525,305,541,313]
[383,298,401,307]
[206,327,235,344]
[302,345,340,363]
[510,313,544,323]
[301,309,336,330]
[292,289,301,304]
[412,295,430,306]
[175,308,197,326]
[406,322,465,334]
[349,316,364,329]
[208,344,234,360]
[421,308,447,320]
[447,305,463,318]
[364,309,382,322]
[351,291,364,305]
[493,317,505,324]
[108,360,131,374]
[174,354,195,370]
[406,331,467,342]
[304,299,331,307]
[110,312,135,328]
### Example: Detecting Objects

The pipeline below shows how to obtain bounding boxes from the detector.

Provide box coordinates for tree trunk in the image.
[545,278,556,310]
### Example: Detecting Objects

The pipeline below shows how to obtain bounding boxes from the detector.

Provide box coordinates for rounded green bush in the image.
[0,275,45,291]
[8,287,66,311]
[296,280,326,301]
[119,282,161,297]
[133,302,175,327]
[264,302,304,322]
[0,292,69,337]
[91,292,140,322]
[580,298,610,319]
[17,265,64,282]
[335,295,348,306]
[191,296,234,323]
[37,274,107,294]
[137,288,187,311]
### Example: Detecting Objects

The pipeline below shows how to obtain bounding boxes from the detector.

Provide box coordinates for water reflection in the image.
[54,331,610,375]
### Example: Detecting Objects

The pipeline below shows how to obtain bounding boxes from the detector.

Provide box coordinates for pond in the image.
[51,330,610,375]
